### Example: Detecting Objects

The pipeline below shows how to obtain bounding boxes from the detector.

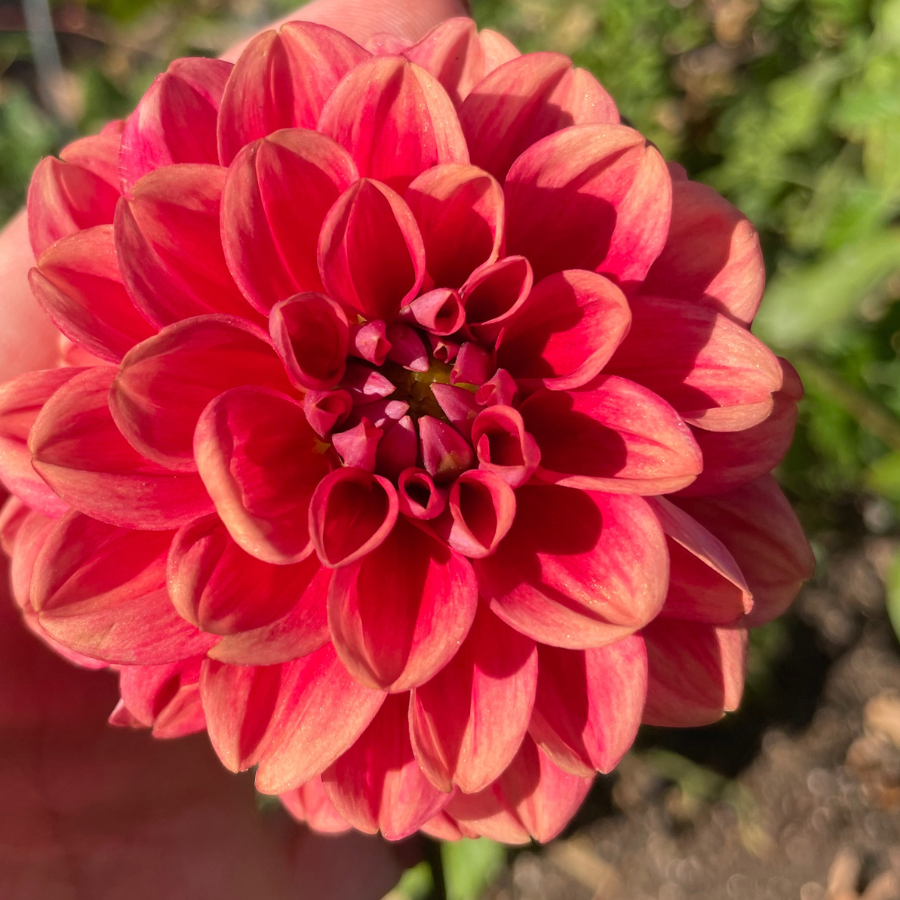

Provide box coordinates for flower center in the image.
[382,357,454,422]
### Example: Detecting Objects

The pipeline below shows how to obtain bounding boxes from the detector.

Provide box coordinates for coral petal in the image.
[471,405,540,488]
[446,469,517,558]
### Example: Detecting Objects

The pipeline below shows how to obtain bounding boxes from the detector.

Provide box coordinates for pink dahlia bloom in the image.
[0,17,814,843]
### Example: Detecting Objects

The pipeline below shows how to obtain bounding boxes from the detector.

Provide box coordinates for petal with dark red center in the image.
[642,620,747,727]
[254,643,385,793]
[0,367,81,516]
[32,512,217,665]
[476,486,668,649]
[460,53,618,182]
[29,225,156,362]
[471,405,540,489]
[110,315,292,472]
[402,289,466,336]
[30,367,213,530]
[520,377,702,494]
[120,58,232,192]
[529,635,646,777]
[641,178,765,326]
[322,693,450,840]
[505,125,671,287]
[461,256,533,344]
[606,296,783,431]
[397,468,447,520]
[410,603,537,793]
[496,270,631,391]
[445,469,517,558]
[27,132,121,256]
[194,386,332,565]
[405,164,504,289]
[318,179,426,320]
[319,56,468,193]
[280,777,350,834]
[222,129,358,312]
[328,516,478,691]
[673,476,815,627]
[217,22,370,165]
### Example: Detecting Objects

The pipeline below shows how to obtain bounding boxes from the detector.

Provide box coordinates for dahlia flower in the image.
[0,16,814,843]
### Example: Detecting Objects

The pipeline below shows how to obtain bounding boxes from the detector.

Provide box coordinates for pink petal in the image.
[110,315,292,472]
[217,22,370,166]
[318,178,426,320]
[520,377,702,494]
[375,415,418,480]
[349,320,391,365]
[328,516,478,691]
[476,369,519,408]
[529,634,647,777]
[419,415,475,484]
[254,643,386,793]
[222,129,358,312]
[495,270,631,391]
[333,419,383,471]
[322,693,450,839]
[461,256,533,344]
[319,56,468,193]
[460,52,618,181]
[396,468,447,520]
[116,658,206,739]
[194,386,332,564]
[303,389,353,438]
[607,296,783,431]
[280,777,351,834]
[115,164,257,326]
[673,475,815,627]
[476,486,669,649]
[450,341,493,387]
[471,405,540,489]
[430,384,480,439]
[339,362,397,401]
[445,469,517,558]
[410,603,537,792]
[405,163,504,289]
[640,178,765,326]
[385,322,429,372]
[30,367,214,530]
[29,225,156,362]
[401,288,466,336]
[120,58,232,192]
[8,507,57,611]
[505,125,671,287]
[32,512,217,665]
[642,620,748,727]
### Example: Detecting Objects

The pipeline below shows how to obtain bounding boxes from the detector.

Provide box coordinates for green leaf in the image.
[884,548,900,644]
[442,838,506,900]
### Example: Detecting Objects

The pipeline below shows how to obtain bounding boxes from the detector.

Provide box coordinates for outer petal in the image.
[477,486,669,649]
[120,58,232,192]
[29,225,156,362]
[505,125,671,288]
[115,657,206,739]
[222,129,358,312]
[495,270,631,391]
[640,178,765,326]
[322,693,450,840]
[319,56,468,192]
[521,377,702,494]
[410,603,537,793]
[8,507,58,611]
[30,367,214,530]
[31,512,217,665]
[115,164,256,326]
[460,53,618,181]
[217,22,370,165]
[328,516,478,691]
[254,643,386,793]
[606,296,783,431]
[673,475,815,627]
[642,620,747,727]
[194,386,332,565]
[529,635,647,777]
[280,777,351,834]
[110,315,293,472]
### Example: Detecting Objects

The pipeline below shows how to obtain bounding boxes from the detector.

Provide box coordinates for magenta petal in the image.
[254,643,386,793]
[217,22,370,166]
[349,320,391,365]
[461,256,533,344]
[116,658,206,738]
[328,516,478,691]
[450,342,493,387]
[402,289,466,336]
[6,506,57,611]
[322,693,450,839]
[411,603,537,792]
[642,620,747,727]
[430,384,480,440]
[476,486,669,649]
[319,56,468,193]
[385,322,429,372]
[419,415,475,484]
[194,386,332,564]
[303,389,353,437]
[405,164,504,289]
[520,377,702,494]
[32,512,216,665]
[446,469,517,559]
[475,369,518,408]
[29,225,156,362]
[319,178,426,320]
[110,315,292,472]
[471,405,540,488]
[529,635,647,777]
[280,778,351,834]
[397,468,447,520]
[375,415,418,480]
[30,367,214,530]
[333,419,383,471]
[505,125,671,287]
[120,58,232,192]
[496,270,631,391]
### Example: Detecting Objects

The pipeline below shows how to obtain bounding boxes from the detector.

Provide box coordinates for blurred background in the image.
[2,0,900,897]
